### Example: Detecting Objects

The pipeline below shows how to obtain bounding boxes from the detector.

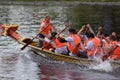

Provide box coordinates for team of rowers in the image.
[37,15,120,61]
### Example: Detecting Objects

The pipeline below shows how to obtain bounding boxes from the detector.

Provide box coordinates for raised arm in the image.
[96,26,103,38]
[86,24,95,36]
[77,25,86,36]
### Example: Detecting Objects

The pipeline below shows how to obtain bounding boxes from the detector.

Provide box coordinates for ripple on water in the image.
[0,53,19,80]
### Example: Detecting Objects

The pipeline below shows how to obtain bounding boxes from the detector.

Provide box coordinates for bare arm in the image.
[86,24,95,36]
[77,25,86,36]
[96,26,103,38]
[80,41,86,52]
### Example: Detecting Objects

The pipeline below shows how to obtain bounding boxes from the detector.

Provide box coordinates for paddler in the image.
[77,24,100,59]
[57,28,81,56]
[38,23,69,54]
[37,15,54,47]
[102,35,119,61]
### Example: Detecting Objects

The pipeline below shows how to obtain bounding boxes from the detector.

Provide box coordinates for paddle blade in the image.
[21,43,30,50]
[21,38,34,50]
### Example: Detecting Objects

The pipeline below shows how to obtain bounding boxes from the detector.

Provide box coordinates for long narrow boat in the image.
[0,24,120,67]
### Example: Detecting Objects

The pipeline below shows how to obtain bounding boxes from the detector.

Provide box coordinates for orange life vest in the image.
[110,40,118,48]
[92,37,101,55]
[111,46,120,60]
[102,40,117,55]
[103,41,112,54]
[87,49,93,57]
[87,37,100,57]
[103,41,118,51]
[67,34,81,53]
[50,35,67,48]
[51,38,67,48]
[39,19,52,35]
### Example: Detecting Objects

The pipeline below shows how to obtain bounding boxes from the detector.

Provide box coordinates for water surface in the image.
[0,3,120,80]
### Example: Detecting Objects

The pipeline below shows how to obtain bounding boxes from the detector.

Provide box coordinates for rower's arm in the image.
[57,37,67,43]
[86,24,95,36]
[80,41,86,52]
[77,25,86,36]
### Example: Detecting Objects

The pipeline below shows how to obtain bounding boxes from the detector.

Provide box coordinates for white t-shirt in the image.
[85,40,94,50]
[44,37,56,48]
[65,37,74,47]
[44,37,51,43]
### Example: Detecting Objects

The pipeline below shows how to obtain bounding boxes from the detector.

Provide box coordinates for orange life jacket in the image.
[103,41,112,54]
[87,37,100,57]
[67,34,81,53]
[102,41,119,60]
[87,50,93,57]
[103,41,118,51]
[110,40,118,48]
[92,37,101,55]
[51,38,67,48]
[102,40,117,56]
[111,46,120,60]
[50,35,67,48]
[39,19,52,35]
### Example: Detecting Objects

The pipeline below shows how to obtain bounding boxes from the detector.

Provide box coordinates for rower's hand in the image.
[98,26,103,31]
[35,34,39,38]
[82,25,86,31]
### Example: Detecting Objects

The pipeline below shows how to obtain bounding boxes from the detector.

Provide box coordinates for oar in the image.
[21,23,50,50]
[21,33,39,50]
[41,24,68,50]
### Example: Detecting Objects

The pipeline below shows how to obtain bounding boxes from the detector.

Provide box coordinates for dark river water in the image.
[0,3,120,80]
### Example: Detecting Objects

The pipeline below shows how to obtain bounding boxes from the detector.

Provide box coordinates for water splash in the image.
[89,60,113,72]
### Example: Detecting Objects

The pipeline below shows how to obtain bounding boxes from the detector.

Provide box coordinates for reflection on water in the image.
[0,3,120,80]
[29,51,120,80]
[37,59,119,80]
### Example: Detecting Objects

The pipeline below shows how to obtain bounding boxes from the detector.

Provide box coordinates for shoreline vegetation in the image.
[0,1,120,6]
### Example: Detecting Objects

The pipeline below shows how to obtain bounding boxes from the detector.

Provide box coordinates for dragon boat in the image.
[0,24,120,67]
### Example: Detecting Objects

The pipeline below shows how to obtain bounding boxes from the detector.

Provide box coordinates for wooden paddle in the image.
[21,33,39,50]
[21,23,50,50]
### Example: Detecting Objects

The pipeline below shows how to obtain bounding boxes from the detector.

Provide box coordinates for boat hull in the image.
[1,24,120,68]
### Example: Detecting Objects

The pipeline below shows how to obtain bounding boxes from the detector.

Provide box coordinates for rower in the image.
[39,31,68,54]
[102,35,119,61]
[109,44,120,60]
[37,15,53,48]
[77,24,100,59]
[58,28,81,56]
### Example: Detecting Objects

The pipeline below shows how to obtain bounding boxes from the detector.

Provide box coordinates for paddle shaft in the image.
[21,23,50,50]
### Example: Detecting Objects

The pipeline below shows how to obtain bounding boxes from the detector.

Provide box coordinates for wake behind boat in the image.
[0,24,120,67]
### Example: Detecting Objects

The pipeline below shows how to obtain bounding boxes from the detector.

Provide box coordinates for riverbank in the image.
[0,1,120,6]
